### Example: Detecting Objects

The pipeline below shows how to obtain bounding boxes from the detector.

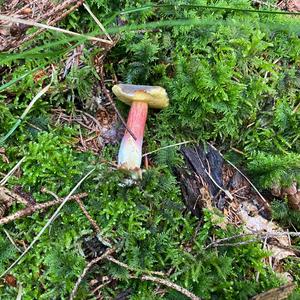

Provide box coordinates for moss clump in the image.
[0,0,299,298]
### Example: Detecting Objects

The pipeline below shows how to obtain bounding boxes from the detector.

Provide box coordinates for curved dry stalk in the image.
[0,14,112,44]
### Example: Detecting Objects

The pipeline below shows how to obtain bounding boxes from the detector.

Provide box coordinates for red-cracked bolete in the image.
[112,84,169,170]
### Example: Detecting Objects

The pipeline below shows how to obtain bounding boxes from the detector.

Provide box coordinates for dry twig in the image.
[129,275,201,300]
[0,193,88,225]
[69,248,115,300]
[106,256,165,277]
[0,157,25,186]
[75,197,101,233]
[106,256,200,300]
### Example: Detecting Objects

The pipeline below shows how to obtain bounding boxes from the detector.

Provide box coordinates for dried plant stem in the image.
[3,229,22,252]
[206,231,300,249]
[75,197,101,233]
[17,2,84,50]
[129,275,201,300]
[0,168,94,278]
[0,193,88,225]
[106,256,165,277]
[83,2,112,41]
[0,78,53,145]
[0,14,112,44]
[43,187,102,235]
[69,248,115,300]
[106,256,200,300]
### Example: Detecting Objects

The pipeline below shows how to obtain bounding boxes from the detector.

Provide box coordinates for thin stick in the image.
[76,109,103,133]
[0,193,88,225]
[0,168,94,278]
[69,248,115,300]
[16,283,23,300]
[129,275,201,300]
[75,197,101,233]
[0,14,112,44]
[15,2,85,51]
[83,3,112,41]
[106,256,165,277]
[0,157,25,186]
[91,280,112,294]
[142,140,194,157]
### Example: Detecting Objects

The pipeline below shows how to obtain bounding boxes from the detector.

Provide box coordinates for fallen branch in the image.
[0,193,88,225]
[69,247,115,300]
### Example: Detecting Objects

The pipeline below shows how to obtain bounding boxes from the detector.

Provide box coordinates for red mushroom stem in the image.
[118,101,148,169]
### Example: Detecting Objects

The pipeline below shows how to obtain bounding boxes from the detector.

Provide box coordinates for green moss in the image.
[0,0,299,298]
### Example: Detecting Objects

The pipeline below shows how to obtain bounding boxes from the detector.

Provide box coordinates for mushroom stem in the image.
[118,101,148,170]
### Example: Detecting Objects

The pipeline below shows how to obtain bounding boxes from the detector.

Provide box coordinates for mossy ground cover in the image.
[0,0,300,299]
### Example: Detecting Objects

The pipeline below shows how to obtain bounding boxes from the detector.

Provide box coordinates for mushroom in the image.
[112,84,169,171]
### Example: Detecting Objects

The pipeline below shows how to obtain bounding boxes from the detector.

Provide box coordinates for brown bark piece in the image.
[251,283,295,300]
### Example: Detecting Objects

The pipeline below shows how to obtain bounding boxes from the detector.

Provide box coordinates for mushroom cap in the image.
[112,84,169,109]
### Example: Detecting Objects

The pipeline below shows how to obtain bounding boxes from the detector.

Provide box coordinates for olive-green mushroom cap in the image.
[112,84,169,109]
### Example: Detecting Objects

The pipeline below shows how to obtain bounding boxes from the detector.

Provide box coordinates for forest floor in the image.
[0,0,300,299]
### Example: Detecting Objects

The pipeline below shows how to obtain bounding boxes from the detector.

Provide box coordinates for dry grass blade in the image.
[205,231,300,249]
[0,157,25,186]
[83,3,112,42]
[3,229,22,252]
[0,168,95,278]
[0,14,113,44]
